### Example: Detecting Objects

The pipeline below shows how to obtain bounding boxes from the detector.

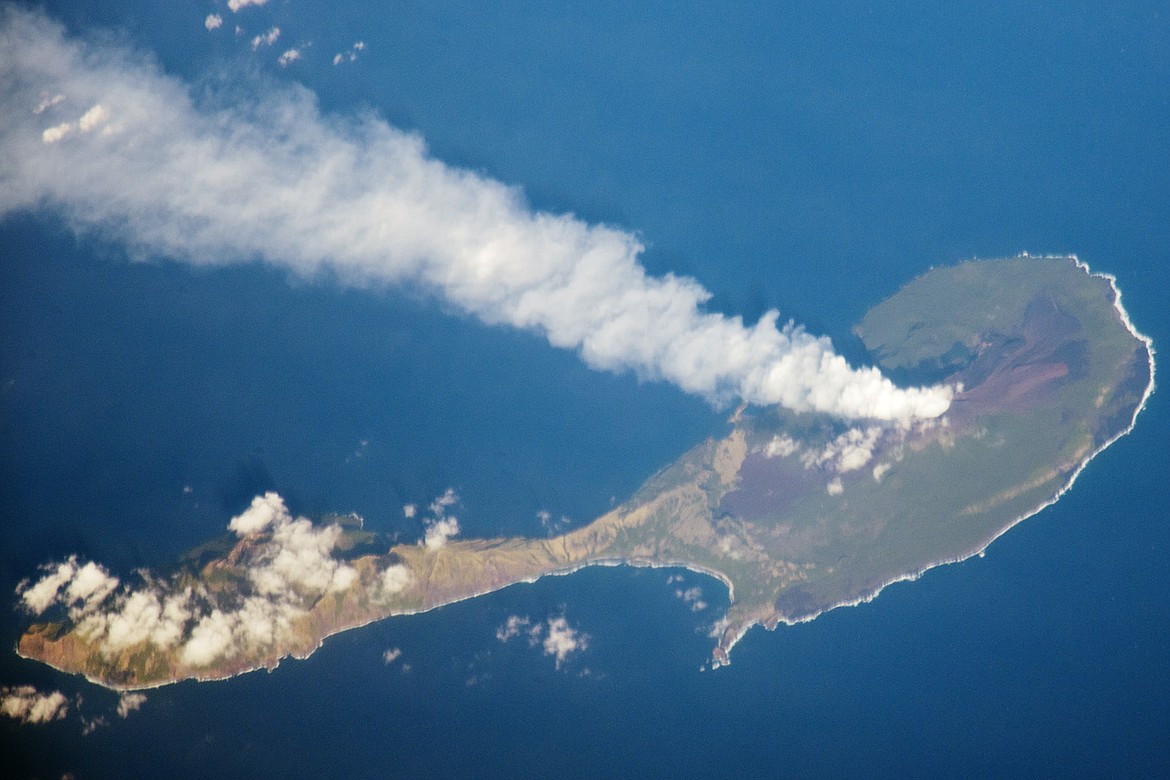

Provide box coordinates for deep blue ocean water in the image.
[2,2,1169,776]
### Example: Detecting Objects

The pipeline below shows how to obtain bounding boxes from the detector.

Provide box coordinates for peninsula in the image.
[15,255,1154,689]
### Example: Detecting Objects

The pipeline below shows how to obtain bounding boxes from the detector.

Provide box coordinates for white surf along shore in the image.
[707,254,1157,667]
[17,255,1155,688]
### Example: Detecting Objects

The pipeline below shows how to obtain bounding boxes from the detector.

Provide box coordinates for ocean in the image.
[2,1,1168,776]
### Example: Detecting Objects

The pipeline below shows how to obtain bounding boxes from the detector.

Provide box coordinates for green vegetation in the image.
[18,256,1152,686]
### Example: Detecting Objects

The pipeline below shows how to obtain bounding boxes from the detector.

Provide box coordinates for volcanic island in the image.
[15,255,1155,689]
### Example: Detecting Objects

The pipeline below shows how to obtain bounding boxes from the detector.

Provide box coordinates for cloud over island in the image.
[16,492,418,670]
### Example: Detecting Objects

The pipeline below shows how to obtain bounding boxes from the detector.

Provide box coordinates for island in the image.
[15,255,1155,689]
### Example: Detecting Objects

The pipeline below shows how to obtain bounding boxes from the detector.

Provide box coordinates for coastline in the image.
[711,254,1157,666]
[15,254,1155,690]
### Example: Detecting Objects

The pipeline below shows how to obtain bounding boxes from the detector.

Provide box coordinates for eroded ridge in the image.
[16,256,1153,687]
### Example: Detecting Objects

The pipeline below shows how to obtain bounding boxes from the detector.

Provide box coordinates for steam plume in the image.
[0,9,951,421]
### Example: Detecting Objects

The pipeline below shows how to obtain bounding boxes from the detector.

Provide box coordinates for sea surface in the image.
[2,2,1169,776]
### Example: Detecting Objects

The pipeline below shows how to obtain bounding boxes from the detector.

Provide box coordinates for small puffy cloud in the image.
[19,492,362,670]
[277,49,301,68]
[251,27,280,50]
[379,563,412,595]
[40,104,109,145]
[1,685,70,725]
[382,647,402,664]
[835,427,882,472]
[228,0,268,11]
[826,477,844,496]
[764,434,800,458]
[180,608,238,667]
[542,616,588,670]
[675,585,707,612]
[81,715,108,735]
[420,489,461,550]
[41,121,73,144]
[423,517,460,550]
[229,491,288,536]
[872,462,892,483]
[18,556,122,624]
[18,557,79,614]
[497,614,588,670]
[33,93,65,114]
[495,614,530,642]
[77,104,109,133]
[333,41,366,66]
[536,509,571,535]
[87,588,192,654]
[803,426,883,474]
[65,561,119,606]
[116,692,146,719]
[249,513,356,596]
[204,14,223,31]
[428,488,458,516]
[402,503,416,519]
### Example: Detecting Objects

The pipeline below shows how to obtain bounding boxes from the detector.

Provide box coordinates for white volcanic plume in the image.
[0,8,951,421]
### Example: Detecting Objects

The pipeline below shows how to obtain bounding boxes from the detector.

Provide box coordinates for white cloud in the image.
[0,685,70,725]
[826,477,844,496]
[423,517,460,550]
[333,41,366,66]
[0,9,953,423]
[229,491,287,536]
[402,503,416,519]
[428,488,458,516]
[204,14,223,32]
[64,561,119,607]
[675,585,707,612]
[803,425,884,473]
[17,492,362,669]
[382,647,402,664]
[497,614,588,669]
[33,92,65,114]
[536,509,571,534]
[41,121,72,144]
[542,616,588,669]
[86,588,192,654]
[116,692,146,718]
[18,558,79,614]
[277,49,301,68]
[39,103,109,144]
[228,0,268,11]
[379,564,412,596]
[495,614,530,642]
[251,27,280,50]
[420,488,461,549]
[181,608,236,666]
[81,715,108,735]
[764,434,800,458]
